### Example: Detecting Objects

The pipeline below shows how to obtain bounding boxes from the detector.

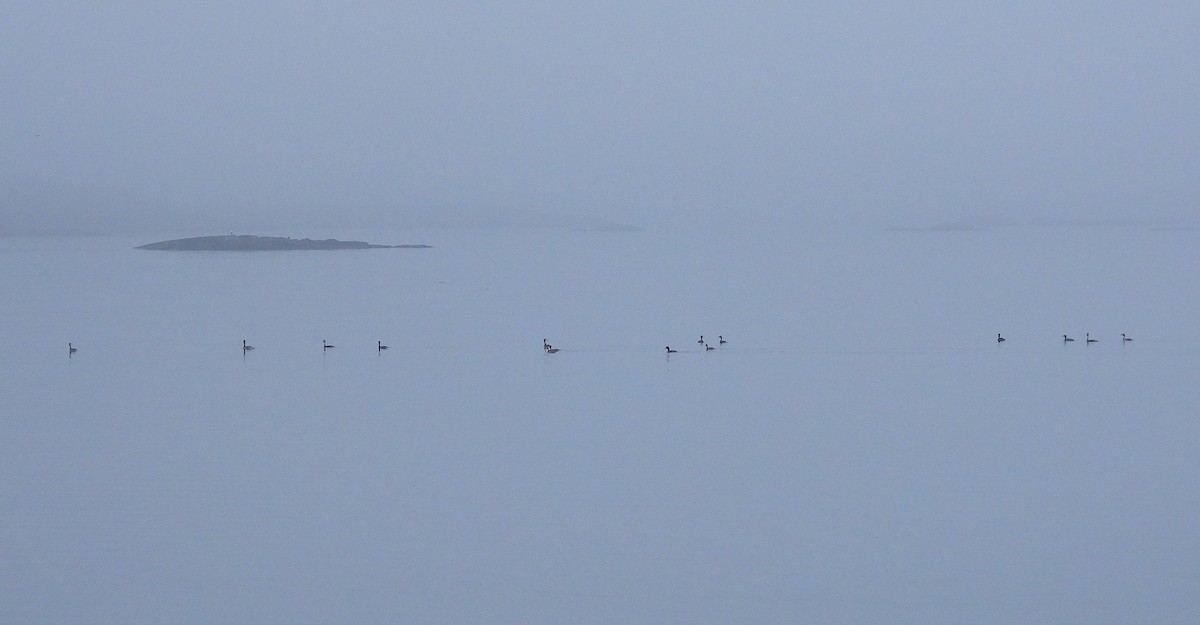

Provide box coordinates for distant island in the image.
[136,235,432,251]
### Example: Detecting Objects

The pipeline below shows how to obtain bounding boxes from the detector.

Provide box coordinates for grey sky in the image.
[2,2,1197,234]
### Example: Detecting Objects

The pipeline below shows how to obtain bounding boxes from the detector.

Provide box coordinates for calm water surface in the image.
[2,225,1198,624]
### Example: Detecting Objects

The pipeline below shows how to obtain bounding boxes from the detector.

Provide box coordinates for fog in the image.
[3,2,1197,235]
[4,5,1200,623]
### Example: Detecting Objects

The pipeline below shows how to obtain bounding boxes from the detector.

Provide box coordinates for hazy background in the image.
[4,5,1200,624]
[2,2,1197,235]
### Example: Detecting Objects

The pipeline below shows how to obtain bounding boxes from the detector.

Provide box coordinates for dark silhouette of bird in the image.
[378,341,388,350]
[323,340,335,350]
[1086,333,1097,343]
[997,333,1006,343]
[719,336,727,344]
[1063,335,1074,342]
[243,340,254,352]
[69,343,77,355]
[705,343,715,351]
[666,346,677,353]
[698,335,704,344]
[1122,333,1132,342]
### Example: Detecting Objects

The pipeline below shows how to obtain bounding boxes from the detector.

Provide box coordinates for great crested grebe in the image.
[69,343,77,354]
[378,341,388,350]
[719,336,727,344]
[323,340,335,350]
[666,346,677,353]
[243,340,254,351]
[705,343,715,351]
[1122,334,1132,342]
[997,333,1005,343]
[1063,335,1074,342]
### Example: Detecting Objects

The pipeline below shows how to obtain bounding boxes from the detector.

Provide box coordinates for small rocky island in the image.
[137,235,431,251]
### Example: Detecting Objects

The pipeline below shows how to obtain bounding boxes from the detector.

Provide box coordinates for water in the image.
[3,225,1198,624]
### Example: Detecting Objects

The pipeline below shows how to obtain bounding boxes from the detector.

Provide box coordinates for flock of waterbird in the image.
[64,332,1135,357]
[663,335,729,354]
[544,335,730,355]
[62,339,390,356]
[996,333,1133,343]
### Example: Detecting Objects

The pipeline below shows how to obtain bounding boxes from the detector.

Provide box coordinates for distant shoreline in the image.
[136,235,432,251]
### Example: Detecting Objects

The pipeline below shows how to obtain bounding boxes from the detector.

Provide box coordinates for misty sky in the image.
[2,2,1197,234]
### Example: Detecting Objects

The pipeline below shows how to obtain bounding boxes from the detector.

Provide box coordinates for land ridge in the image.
[136,235,431,251]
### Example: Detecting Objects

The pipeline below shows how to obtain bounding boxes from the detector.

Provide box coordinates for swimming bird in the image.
[378,341,388,350]
[705,343,715,351]
[1122,333,1132,342]
[1063,335,1074,342]
[719,336,727,344]
[543,339,553,352]
[323,340,335,350]
[997,333,1006,343]
[243,340,254,351]
[698,335,704,344]
[68,343,77,354]
[666,346,677,353]
[1086,333,1097,343]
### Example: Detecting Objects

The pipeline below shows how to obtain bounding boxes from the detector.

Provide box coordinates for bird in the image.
[543,339,553,352]
[323,340,335,350]
[705,343,715,351]
[1063,335,1075,342]
[378,341,388,350]
[666,346,677,353]
[68,343,77,355]
[1122,333,1132,342]
[1086,333,1097,343]
[718,336,727,344]
[698,335,704,344]
[242,340,254,351]
[997,333,1006,343]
